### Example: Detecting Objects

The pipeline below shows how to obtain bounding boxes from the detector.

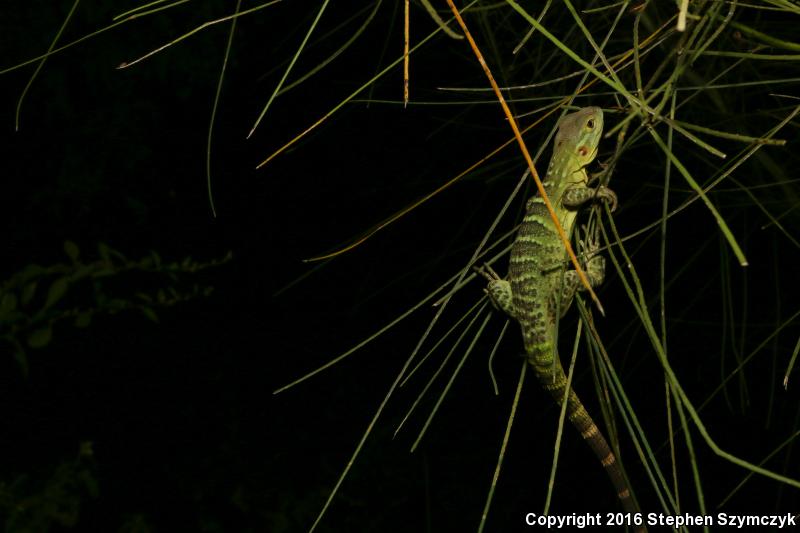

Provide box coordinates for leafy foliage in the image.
[0,240,231,375]
[0,442,96,533]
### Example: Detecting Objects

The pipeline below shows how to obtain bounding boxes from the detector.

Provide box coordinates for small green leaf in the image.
[98,242,111,264]
[136,292,153,303]
[73,264,93,281]
[19,263,45,282]
[0,292,18,316]
[79,441,94,458]
[149,250,162,268]
[94,267,115,277]
[141,307,159,323]
[44,277,69,310]
[28,326,53,348]
[109,246,128,263]
[108,299,127,311]
[74,312,92,328]
[64,240,80,262]
[21,282,37,306]
[82,471,100,497]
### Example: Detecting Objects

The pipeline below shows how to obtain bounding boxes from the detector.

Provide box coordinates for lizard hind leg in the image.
[475,264,515,317]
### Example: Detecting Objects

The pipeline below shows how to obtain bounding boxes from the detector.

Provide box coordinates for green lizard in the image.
[479,106,644,527]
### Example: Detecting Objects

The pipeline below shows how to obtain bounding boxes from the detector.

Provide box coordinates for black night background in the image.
[2,2,800,532]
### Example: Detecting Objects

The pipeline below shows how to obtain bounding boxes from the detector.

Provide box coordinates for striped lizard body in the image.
[479,107,644,529]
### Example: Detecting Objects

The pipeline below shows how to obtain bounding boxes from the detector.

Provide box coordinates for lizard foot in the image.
[474,263,514,316]
[578,224,601,260]
[595,185,618,212]
[577,224,606,286]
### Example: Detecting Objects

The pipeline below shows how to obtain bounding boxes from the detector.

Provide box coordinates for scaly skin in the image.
[480,107,644,529]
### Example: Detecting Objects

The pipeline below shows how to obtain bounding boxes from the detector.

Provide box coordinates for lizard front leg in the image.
[563,184,617,212]
[558,225,606,317]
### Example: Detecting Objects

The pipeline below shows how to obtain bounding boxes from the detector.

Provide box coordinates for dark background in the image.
[2,2,799,532]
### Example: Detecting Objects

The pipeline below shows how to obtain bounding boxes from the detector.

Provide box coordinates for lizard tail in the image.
[529,354,646,532]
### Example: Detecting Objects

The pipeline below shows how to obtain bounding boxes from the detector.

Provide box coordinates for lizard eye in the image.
[586,118,595,130]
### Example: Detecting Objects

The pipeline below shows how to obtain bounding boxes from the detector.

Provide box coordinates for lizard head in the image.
[553,106,604,168]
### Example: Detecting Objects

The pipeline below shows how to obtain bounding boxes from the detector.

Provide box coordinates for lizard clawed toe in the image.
[598,186,618,212]
[474,263,511,313]
[578,224,602,262]
[474,262,502,282]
